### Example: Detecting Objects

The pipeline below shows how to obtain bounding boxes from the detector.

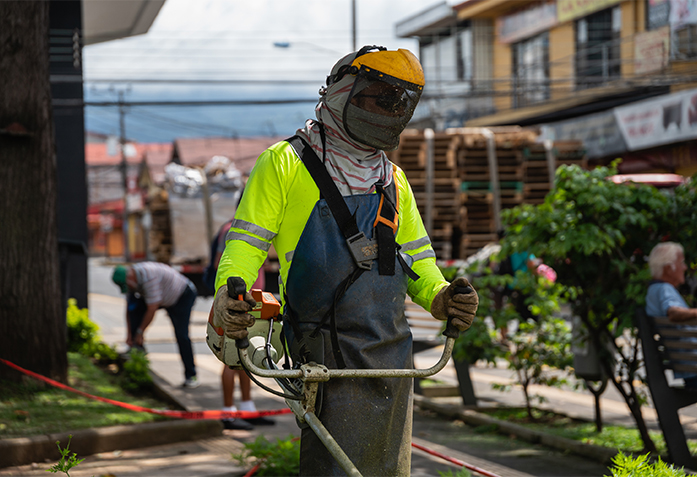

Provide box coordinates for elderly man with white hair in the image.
[646,241,697,387]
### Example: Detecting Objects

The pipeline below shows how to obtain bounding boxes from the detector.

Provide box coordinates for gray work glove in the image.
[430,277,479,332]
[212,284,257,340]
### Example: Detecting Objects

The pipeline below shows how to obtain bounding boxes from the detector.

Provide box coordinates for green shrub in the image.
[233,435,300,476]
[606,452,686,477]
[65,298,119,363]
[121,349,153,393]
[66,298,99,354]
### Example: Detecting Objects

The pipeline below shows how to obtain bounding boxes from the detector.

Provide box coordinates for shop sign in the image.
[670,0,697,28]
[540,110,627,159]
[497,1,557,44]
[557,0,622,23]
[634,26,670,75]
[614,88,697,150]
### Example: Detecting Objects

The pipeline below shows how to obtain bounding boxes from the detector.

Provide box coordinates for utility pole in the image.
[118,90,130,263]
[351,0,356,51]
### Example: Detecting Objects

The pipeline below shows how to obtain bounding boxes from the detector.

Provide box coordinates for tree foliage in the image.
[499,163,697,453]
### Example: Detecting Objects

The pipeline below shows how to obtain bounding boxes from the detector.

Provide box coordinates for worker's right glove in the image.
[430,277,479,332]
[212,285,257,340]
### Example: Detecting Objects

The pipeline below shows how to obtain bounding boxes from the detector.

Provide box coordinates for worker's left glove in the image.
[212,285,257,340]
[430,277,479,332]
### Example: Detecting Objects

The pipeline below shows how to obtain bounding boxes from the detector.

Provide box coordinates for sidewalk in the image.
[1,271,678,476]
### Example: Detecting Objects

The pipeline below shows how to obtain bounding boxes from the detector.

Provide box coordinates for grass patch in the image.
[479,407,697,456]
[418,378,451,388]
[0,352,172,437]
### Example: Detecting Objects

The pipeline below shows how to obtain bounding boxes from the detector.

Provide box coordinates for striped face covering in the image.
[295,52,394,196]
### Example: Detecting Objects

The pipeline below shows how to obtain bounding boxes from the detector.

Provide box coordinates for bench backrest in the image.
[646,316,697,375]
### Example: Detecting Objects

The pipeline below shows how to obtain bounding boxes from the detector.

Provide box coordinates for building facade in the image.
[398,0,697,176]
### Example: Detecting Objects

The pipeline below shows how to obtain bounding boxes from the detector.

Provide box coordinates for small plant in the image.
[46,435,84,477]
[605,452,686,477]
[120,348,153,393]
[438,467,472,477]
[233,435,300,476]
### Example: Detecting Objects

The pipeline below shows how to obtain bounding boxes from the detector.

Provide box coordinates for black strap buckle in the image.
[346,232,377,270]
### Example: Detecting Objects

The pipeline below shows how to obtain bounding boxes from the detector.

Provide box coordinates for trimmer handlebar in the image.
[236,335,457,380]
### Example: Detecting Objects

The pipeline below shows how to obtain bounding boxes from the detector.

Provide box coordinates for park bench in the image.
[637,308,697,470]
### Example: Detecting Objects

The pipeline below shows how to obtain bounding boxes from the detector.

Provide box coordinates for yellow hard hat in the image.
[350,49,425,88]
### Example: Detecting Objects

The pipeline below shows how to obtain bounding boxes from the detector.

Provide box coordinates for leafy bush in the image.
[233,435,300,476]
[65,298,118,363]
[121,348,153,393]
[606,452,686,477]
[66,298,99,354]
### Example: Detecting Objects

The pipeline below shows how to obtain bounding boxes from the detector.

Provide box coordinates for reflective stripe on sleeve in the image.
[400,236,431,252]
[230,219,277,241]
[225,231,272,252]
[285,250,294,262]
[411,249,436,262]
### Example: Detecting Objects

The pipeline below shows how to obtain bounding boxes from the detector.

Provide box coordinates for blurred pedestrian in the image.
[112,262,199,388]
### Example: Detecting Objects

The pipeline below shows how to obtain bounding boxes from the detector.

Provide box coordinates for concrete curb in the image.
[0,419,223,468]
[414,394,619,466]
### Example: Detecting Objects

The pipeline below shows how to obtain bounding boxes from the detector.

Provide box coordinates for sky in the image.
[83,0,452,143]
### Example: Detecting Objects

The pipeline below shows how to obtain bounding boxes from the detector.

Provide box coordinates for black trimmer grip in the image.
[236,337,250,350]
[227,276,247,300]
[443,317,461,339]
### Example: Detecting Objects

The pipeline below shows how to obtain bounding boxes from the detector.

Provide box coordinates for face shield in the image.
[339,49,424,151]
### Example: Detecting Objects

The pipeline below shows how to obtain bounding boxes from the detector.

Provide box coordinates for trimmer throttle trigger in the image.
[227,276,247,301]
[227,276,250,350]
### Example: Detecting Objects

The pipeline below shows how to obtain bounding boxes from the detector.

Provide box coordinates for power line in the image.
[57,98,319,108]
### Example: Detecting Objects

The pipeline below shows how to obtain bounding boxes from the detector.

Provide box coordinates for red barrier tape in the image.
[0,358,292,420]
[4,358,501,477]
[411,442,502,477]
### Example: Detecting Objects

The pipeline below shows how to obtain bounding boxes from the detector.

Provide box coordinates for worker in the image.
[211,45,478,475]
[112,262,199,388]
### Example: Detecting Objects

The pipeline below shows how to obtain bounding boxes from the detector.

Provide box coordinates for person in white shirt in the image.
[112,262,199,388]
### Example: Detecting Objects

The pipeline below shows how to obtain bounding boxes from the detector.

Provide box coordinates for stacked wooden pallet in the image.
[391,131,588,260]
[457,132,529,258]
[390,131,461,260]
[522,140,588,204]
[521,143,552,204]
[148,188,173,263]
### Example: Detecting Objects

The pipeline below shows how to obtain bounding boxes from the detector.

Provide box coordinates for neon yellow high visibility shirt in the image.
[215,140,448,312]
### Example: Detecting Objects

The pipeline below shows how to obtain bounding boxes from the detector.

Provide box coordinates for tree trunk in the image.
[0,2,66,382]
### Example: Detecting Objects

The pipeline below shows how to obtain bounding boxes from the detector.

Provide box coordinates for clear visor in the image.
[343,68,422,151]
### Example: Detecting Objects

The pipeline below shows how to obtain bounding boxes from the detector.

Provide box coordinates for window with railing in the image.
[575,6,622,90]
[673,24,697,58]
[512,32,550,108]
[420,24,473,91]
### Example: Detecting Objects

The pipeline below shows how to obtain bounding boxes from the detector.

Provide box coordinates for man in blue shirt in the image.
[646,242,697,387]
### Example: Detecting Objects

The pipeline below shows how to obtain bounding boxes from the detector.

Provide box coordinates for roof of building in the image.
[171,136,285,175]
[85,142,173,166]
